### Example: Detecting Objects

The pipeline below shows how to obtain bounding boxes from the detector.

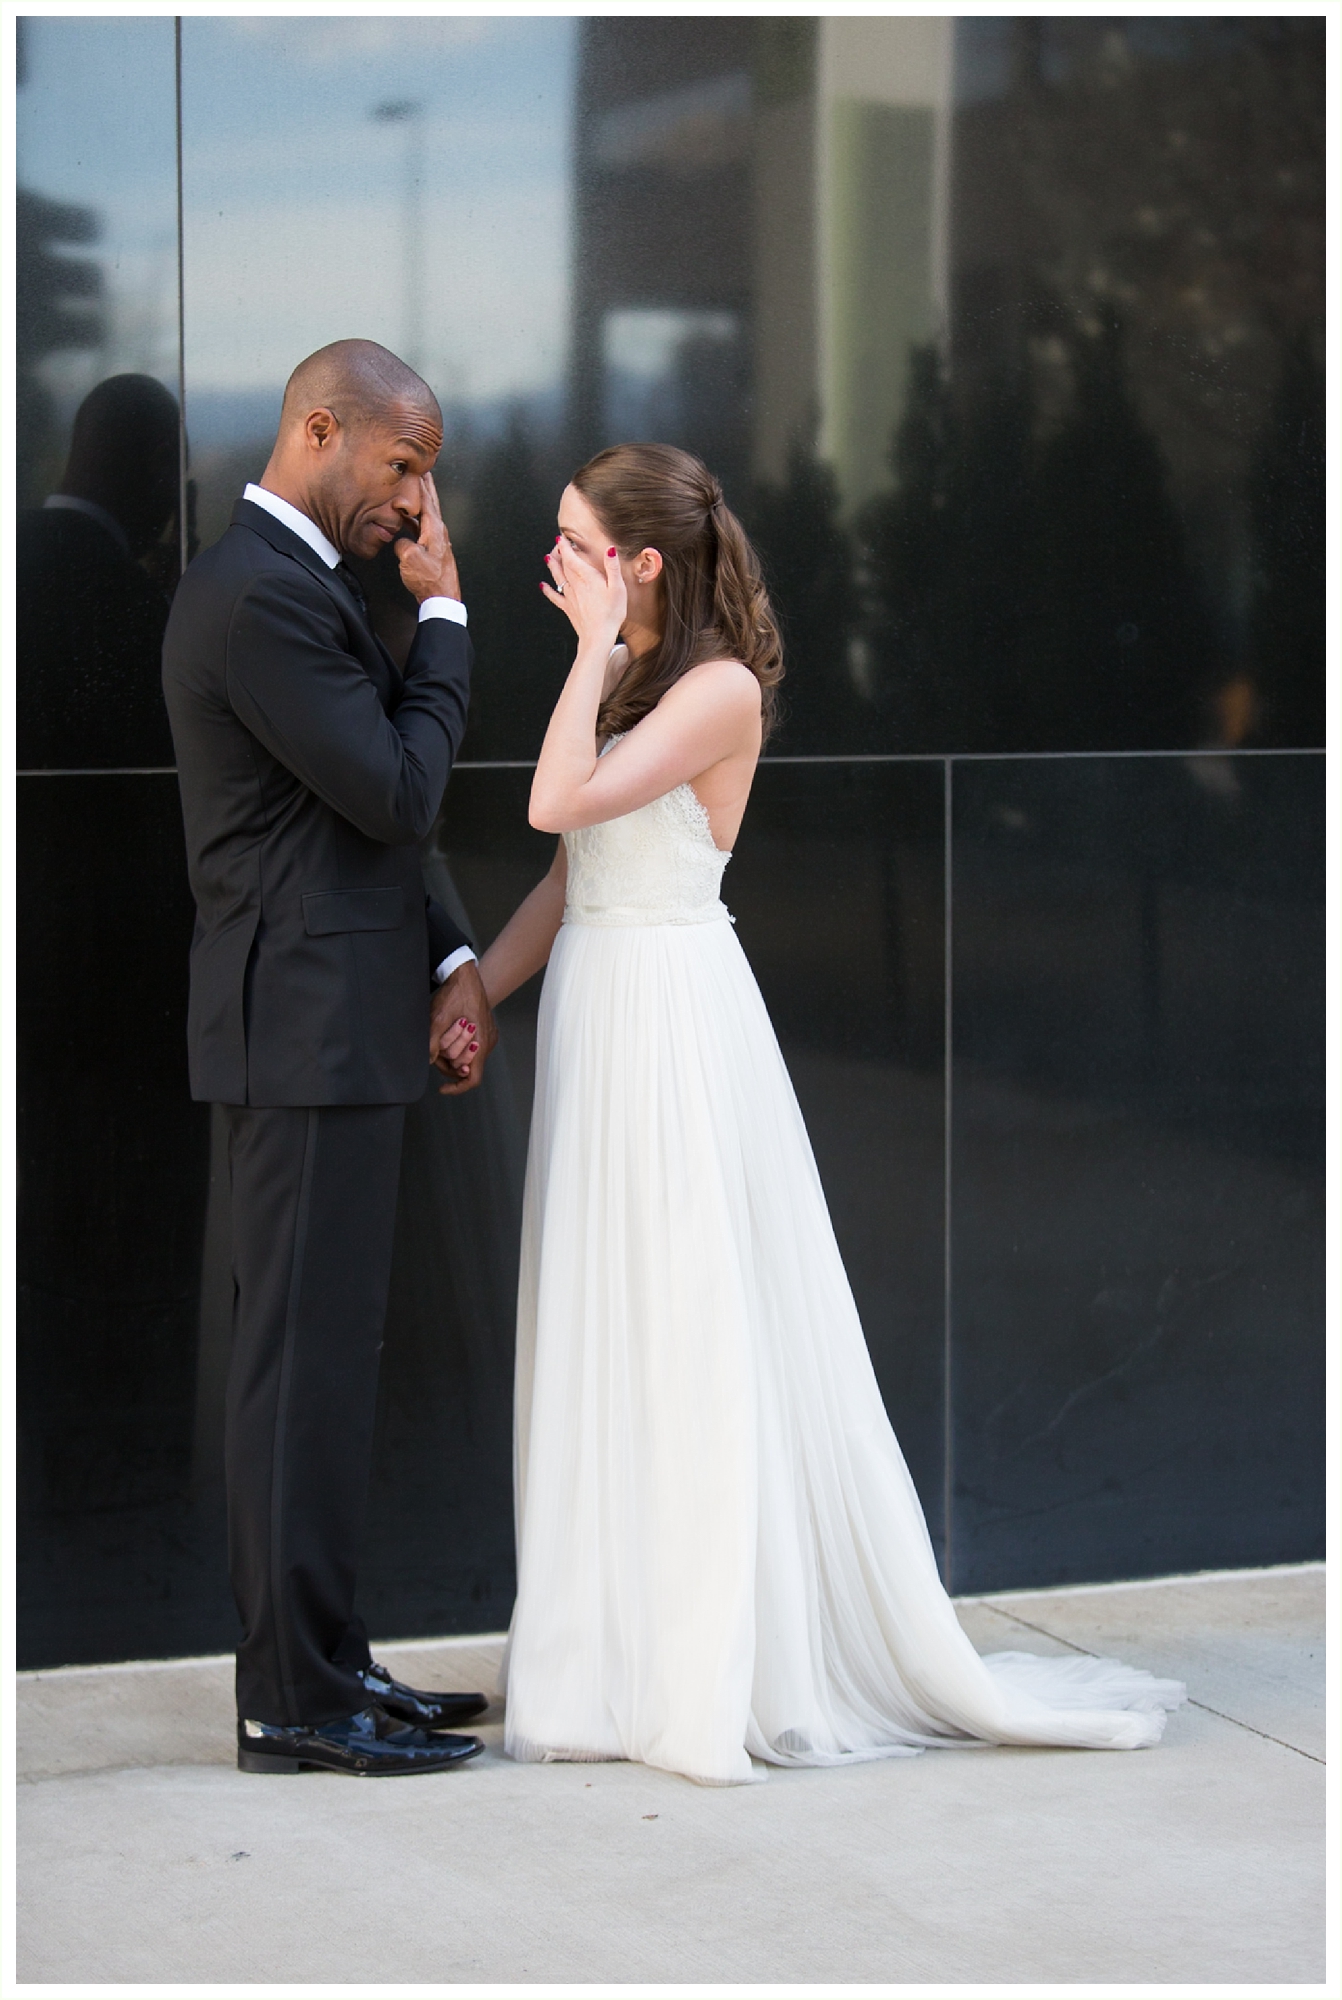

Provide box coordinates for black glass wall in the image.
[17,16,1323,1668]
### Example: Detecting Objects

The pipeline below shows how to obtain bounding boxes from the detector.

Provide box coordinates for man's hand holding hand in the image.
[430,959,497,1095]
[397,471,462,605]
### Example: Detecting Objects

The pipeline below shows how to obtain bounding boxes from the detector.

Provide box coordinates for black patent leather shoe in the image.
[357,1660,489,1730]
[237,1704,484,1776]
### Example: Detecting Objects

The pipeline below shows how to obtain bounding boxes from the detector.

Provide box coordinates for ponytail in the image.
[707,495,783,734]
[571,444,784,742]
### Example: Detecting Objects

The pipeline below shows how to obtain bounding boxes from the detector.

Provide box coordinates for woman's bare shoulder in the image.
[668,656,762,720]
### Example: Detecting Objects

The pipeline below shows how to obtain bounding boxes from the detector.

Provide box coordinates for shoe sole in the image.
[238,1740,485,1776]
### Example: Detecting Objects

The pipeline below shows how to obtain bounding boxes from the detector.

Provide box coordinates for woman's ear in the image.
[635,547,663,585]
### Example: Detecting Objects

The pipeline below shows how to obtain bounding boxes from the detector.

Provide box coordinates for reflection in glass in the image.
[15,17,179,518]
[573,16,1322,755]
[950,753,1324,1591]
[175,16,1322,760]
[17,374,180,769]
[15,18,213,1672]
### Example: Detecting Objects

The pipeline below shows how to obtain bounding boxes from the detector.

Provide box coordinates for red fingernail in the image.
[608,548,616,557]
[469,1042,478,1052]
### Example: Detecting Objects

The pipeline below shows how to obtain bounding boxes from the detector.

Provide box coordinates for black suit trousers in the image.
[223,1101,406,1724]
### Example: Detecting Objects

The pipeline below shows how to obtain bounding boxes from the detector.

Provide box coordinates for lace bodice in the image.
[563,748,731,928]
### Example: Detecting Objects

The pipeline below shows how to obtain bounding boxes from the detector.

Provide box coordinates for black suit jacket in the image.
[162,498,473,1107]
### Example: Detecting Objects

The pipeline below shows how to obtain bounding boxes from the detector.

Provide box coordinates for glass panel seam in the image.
[943,753,954,1591]
[175,17,187,578]
[17,747,1324,778]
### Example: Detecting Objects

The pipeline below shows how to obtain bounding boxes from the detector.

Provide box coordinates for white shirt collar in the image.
[243,482,340,569]
[44,493,131,557]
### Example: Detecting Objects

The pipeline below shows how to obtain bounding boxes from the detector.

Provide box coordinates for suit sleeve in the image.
[224,569,472,845]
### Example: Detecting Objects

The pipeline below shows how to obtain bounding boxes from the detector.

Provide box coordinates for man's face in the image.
[311,398,444,559]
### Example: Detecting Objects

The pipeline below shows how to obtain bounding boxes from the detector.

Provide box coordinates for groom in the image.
[163,340,497,1776]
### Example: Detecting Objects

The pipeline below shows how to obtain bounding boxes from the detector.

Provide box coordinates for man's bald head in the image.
[260,341,447,559]
[279,339,440,437]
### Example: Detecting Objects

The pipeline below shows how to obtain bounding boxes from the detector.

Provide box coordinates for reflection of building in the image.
[571,17,952,515]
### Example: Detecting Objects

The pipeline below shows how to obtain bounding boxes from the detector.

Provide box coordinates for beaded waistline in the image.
[562,901,733,930]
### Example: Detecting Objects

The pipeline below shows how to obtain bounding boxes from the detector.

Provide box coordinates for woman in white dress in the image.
[447,444,1184,1786]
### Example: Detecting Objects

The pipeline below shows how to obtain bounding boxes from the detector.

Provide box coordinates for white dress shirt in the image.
[241,483,467,626]
[241,482,476,987]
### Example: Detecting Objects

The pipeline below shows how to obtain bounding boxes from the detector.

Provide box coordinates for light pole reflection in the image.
[371,98,425,376]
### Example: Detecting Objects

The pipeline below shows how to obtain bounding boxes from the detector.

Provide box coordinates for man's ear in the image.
[306,407,337,452]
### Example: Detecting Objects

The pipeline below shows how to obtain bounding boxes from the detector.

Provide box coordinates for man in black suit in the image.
[163,340,497,1776]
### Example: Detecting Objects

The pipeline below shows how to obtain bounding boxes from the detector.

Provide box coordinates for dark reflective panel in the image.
[14,17,211,1672]
[949,753,1324,1592]
[440,761,949,1552]
[177,18,1321,762]
[923,17,1325,755]
[15,16,181,770]
[573,19,1323,757]
[17,778,214,1668]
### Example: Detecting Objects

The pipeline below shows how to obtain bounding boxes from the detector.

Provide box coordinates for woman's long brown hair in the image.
[570,443,784,741]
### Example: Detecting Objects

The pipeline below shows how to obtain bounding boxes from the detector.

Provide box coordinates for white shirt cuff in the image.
[433,944,477,985]
[418,597,468,627]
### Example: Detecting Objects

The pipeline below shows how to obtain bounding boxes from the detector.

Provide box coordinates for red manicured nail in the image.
[608,548,616,558]
[469,1042,478,1052]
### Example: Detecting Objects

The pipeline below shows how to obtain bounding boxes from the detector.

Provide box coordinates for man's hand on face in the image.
[396,471,462,605]
[430,959,498,1096]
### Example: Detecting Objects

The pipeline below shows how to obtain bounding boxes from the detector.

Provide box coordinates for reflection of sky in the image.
[181,16,575,406]
[16,17,179,391]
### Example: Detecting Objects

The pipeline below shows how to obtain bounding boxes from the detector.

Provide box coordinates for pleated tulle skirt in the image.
[502,916,1184,1786]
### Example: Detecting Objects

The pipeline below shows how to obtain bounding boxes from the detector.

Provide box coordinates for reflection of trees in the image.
[1247,336,1324,750]
[1028,311,1211,751]
[952,17,1323,744]
[861,349,1032,751]
[406,318,1315,761]
[455,413,574,759]
[16,187,104,509]
[744,442,861,754]
[860,318,1216,752]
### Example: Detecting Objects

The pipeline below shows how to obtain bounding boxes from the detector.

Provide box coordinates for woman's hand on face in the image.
[541,536,626,651]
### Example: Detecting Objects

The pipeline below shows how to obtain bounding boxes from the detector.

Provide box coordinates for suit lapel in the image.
[231,498,399,711]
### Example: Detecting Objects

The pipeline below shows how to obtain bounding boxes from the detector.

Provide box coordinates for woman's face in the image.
[555,484,610,576]
[556,483,663,638]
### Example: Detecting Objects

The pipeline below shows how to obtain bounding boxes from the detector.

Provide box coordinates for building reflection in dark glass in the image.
[572,16,1323,758]
[15,17,213,1669]
[173,14,1323,768]
[15,15,1325,1670]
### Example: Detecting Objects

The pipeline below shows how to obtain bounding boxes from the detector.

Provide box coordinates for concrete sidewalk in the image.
[16,1566,1326,1987]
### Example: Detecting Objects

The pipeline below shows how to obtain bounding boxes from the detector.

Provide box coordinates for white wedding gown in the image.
[502,763,1185,1785]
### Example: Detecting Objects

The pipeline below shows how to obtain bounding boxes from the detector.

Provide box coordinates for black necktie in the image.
[334,561,368,618]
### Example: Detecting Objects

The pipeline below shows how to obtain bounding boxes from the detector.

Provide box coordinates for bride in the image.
[447,442,1184,1786]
